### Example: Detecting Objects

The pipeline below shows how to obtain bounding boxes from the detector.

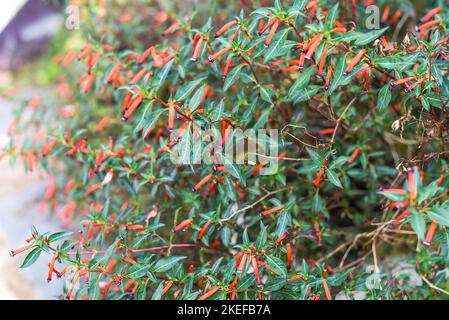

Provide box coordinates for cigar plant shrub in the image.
[3,0,449,300]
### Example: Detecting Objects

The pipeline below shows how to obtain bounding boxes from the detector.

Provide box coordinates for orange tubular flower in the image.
[261,205,285,217]
[130,68,148,84]
[9,244,32,257]
[215,20,238,38]
[237,252,248,273]
[251,255,262,286]
[198,286,219,300]
[190,35,204,62]
[96,116,111,132]
[208,46,233,62]
[347,147,360,164]
[81,73,96,93]
[305,35,322,60]
[161,22,181,36]
[382,4,390,22]
[325,66,333,90]
[167,102,175,131]
[408,167,417,201]
[317,43,328,75]
[197,221,211,241]
[344,49,366,75]
[47,254,58,282]
[392,209,410,225]
[416,19,441,32]
[421,7,441,22]
[264,18,280,48]
[389,9,402,25]
[223,56,233,78]
[286,243,292,270]
[173,218,194,232]
[424,221,438,246]
[322,280,332,300]
[258,17,275,35]
[122,94,144,121]
[391,76,416,87]
[192,173,214,191]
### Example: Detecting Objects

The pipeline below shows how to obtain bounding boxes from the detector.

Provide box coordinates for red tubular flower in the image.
[237,252,248,273]
[161,22,181,36]
[391,76,416,87]
[424,221,438,246]
[251,162,267,176]
[421,7,441,22]
[197,221,211,241]
[392,209,411,225]
[317,43,328,75]
[298,51,306,70]
[416,19,441,32]
[215,20,238,38]
[47,254,58,282]
[344,49,366,75]
[190,35,204,62]
[223,55,233,78]
[286,243,292,270]
[251,255,262,286]
[322,280,332,300]
[408,167,417,201]
[192,173,215,191]
[9,244,32,257]
[381,4,390,23]
[173,218,194,232]
[347,147,360,164]
[167,102,175,131]
[42,140,58,157]
[198,286,219,300]
[389,9,402,25]
[325,66,333,90]
[208,46,232,62]
[258,18,275,35]
[122,94,144,121]
[81,73,96,94]
[305,35,321,60]
[261,205,284,217]
[130,68,149,84]
[264,18,280,48]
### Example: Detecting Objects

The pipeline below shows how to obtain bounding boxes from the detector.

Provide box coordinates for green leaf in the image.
[325,3,339,28]
[47,231,72,243]
[218,152,243,181]
[264,28,289,63]
[328,55,347,94]
[224,64,246,92]
[143,108,165,137]
[410,210,426,241]
[265,255,287,277]
[327,169,343,188]
[377,83,392,111]
[427,207,449,227]
[287,66,314,100]
[355,27,388,46]
[175,78,205,101]
[128,264,151,279]
[153,256,186,273]
[20,247,41,268]
[153,59,173,88]
[188,84,206,111]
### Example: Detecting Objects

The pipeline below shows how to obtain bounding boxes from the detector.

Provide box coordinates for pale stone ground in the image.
[0,79,64,299]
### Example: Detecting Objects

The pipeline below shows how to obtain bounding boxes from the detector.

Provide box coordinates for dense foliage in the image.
[3,0,449,300]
